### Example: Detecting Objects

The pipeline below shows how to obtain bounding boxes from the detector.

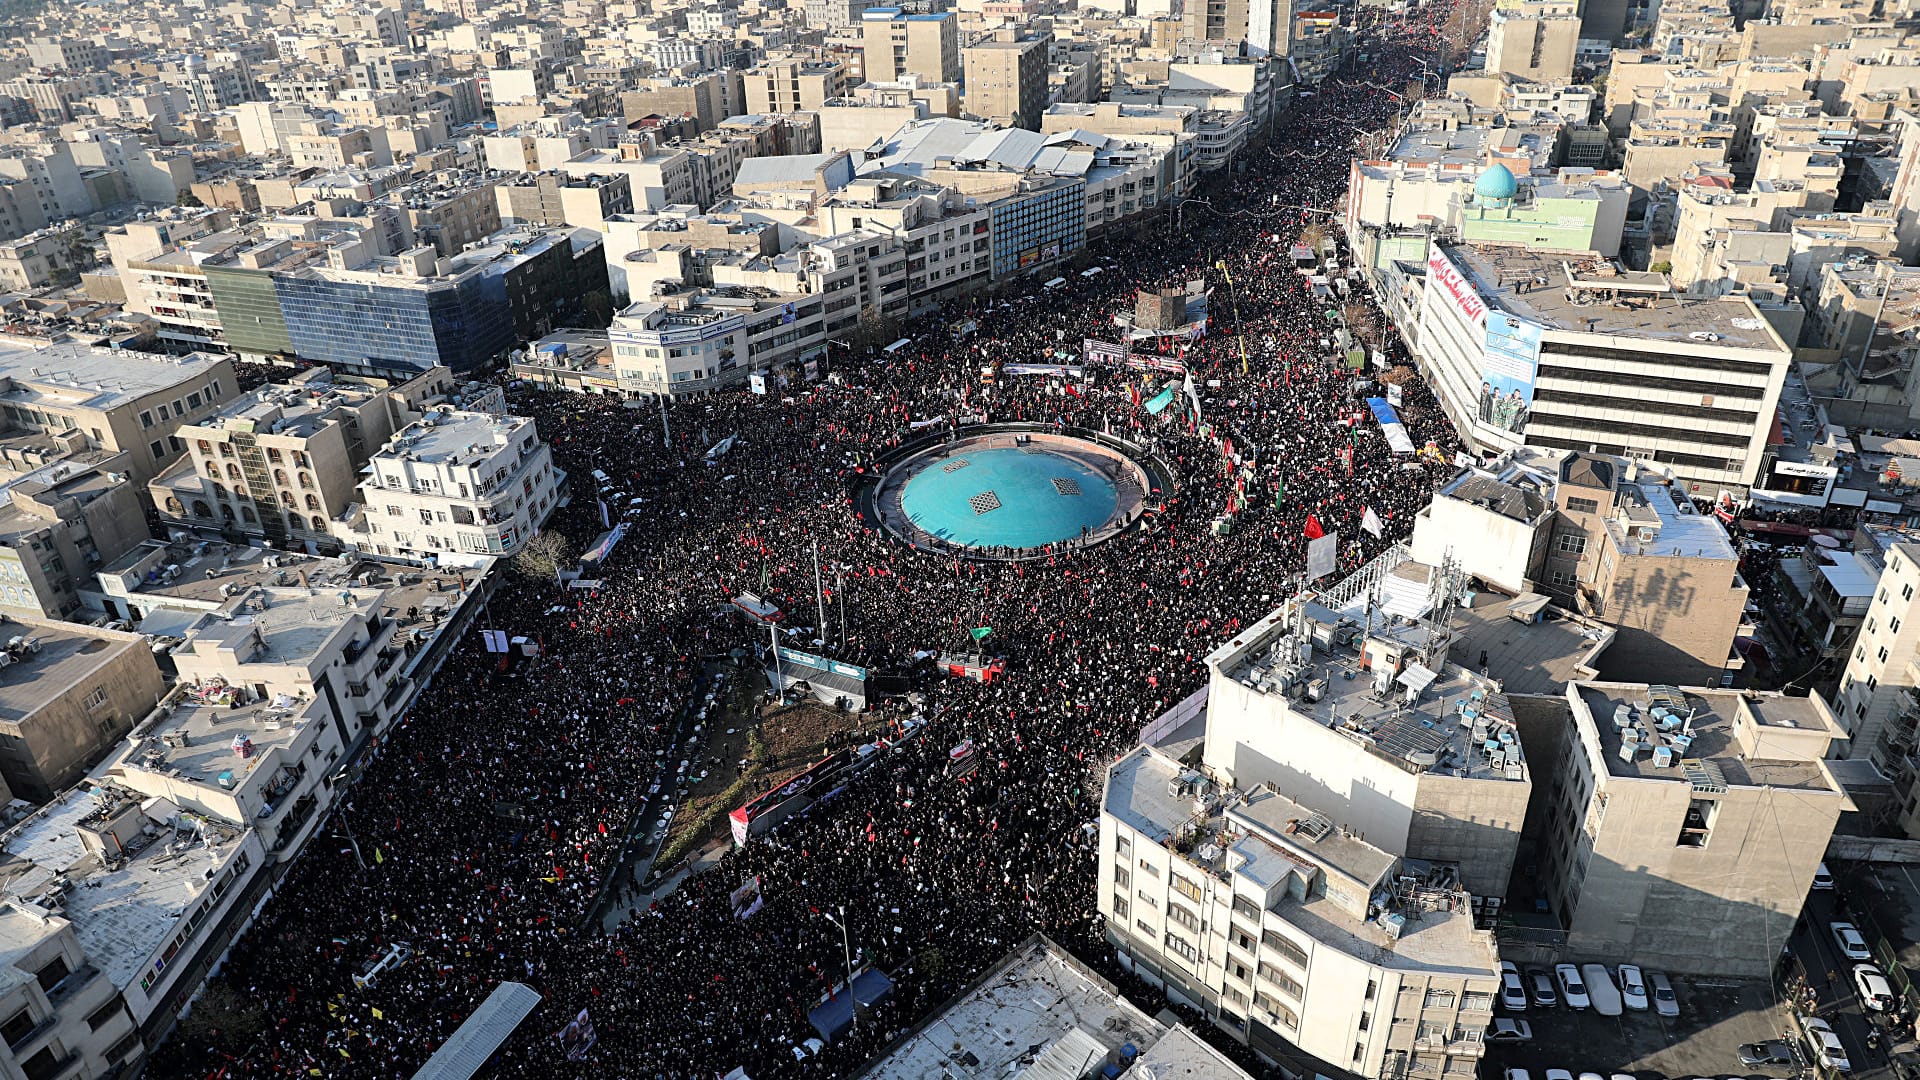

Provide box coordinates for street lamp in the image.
[820,905,857,1031]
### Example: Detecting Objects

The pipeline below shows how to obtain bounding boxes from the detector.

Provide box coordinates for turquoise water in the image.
[899,447,1120,550]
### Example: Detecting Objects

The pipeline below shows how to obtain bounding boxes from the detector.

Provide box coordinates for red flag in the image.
[1304,515,1325,540]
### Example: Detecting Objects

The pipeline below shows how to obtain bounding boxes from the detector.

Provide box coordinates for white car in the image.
[1854,963,1896,1011]
[1813,862,1836,890]
[1831,921,1872,961]
[1802,1017,1852,1073]
[1544,1070,1575,1080]
[1500,961,1529,1011]
[1555,964,1591,1010]
[1648,971,1680,1018]
[1487,1019,1533,1043]
[1617,965,1649,1011]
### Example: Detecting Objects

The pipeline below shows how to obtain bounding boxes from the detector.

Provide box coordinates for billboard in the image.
[1481,313,1543,436]
[1426,247,1488,327]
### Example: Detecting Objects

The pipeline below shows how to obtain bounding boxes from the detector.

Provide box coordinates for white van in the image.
[353,942,413,989]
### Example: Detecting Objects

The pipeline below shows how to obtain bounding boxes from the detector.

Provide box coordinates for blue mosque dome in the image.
[1474,163,1519,202]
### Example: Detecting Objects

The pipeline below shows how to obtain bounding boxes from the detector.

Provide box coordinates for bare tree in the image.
[178,980,268,1044]
[1343,301,1383,346]
[512,529,574,580]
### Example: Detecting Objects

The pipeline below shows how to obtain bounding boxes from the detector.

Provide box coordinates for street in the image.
[1789,889,1898,1080]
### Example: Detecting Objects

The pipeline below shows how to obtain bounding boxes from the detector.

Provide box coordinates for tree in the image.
[512,529,574,580]
[1342,301,1383,347]
[177,979,268,1045]
[1299,221,1330,252]
[849,304,904,356]
[176,189,205,208]
[581,289,615,328]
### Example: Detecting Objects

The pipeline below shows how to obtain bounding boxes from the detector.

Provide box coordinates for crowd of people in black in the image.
[160,8,1470,1079]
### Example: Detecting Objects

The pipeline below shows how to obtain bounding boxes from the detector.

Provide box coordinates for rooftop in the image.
[0,343,225,412]
[0,621,139,726]
[1212,590,1530,784]
[122,689,320,795]
[377,411,532,466]
[1575,682,1841,790]
[1603,481,1739,561]
[0,784,249,992]
[1451,592,1611,695]
[855,935,1247,1080]
[1106,746,1496,973]
[1442,244,1789,353]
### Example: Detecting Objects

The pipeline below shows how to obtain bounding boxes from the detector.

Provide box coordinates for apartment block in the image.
[0,618,166,803]
[349,410,562,564]
[964,28,1053,130]
[1100,550,1522,1077]
[1544,682,1849,976]
[860,8,960,86]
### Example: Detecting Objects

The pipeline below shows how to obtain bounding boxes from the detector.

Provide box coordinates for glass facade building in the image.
[989,179,1086,278]
[207,266,516,374]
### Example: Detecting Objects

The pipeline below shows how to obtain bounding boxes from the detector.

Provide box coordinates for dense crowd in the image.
[162,10,1467,1079]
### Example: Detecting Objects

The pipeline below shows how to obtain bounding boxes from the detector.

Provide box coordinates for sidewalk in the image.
[599,834,733,932]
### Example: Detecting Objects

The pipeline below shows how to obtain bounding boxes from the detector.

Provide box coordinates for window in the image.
[1163,931,1198,963]
[139,410,153,428]
[1557,533,1587,555]
[1894,617,1903,635]
[1904,583,1914,602]
[1255,992,1299,1029]
[1262,928,1309,967]
[1550,570,1575,587]
[1,1008,34,1047]
[1232,894,1260,920]
[20,1046,59,1080]
[1172,875,1203,902]
[1136,889,1156,909]
[83,686,106,710]
[1880,646,1890,664]
[1259,962,1304,999]
[1114,866,1130,890]
[1113,896,1129,920]
[1168,902,1200,932]
[150,440,165,460]
[33,955,68,992]
[1423,989,1456,1009]
[1114,834,1130,858]
[1137,858,1157,877]
[107,1033,139,1063]
[1566,496,1598,513]
[85,999,126,1031]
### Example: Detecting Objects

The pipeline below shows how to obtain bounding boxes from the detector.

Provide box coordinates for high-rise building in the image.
[349,410,562,564]
[1100,549,1522,1076]
[1543,681,1849,975]
[962,28,1052,130]
[860,8,960,86]
[1406,242,1793,495]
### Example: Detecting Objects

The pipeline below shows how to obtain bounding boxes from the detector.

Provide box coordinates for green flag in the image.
[970,627,993,641]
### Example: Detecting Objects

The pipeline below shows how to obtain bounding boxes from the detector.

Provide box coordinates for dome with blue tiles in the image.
[1474,163,1519,202]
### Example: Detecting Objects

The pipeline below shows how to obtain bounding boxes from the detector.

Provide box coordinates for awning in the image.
[807,968,894,1043]
[1507,592,1552,620]
[1397,662,1438,693]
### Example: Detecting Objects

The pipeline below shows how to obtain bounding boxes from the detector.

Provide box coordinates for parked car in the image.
[1739,1040,1796,1067]
[1487,1019,1533,1043]
[1544,1070,1575,1080]
[1529,968,1559,1008]
[1582,964,1622,1016]
[1648,971,1679,1018]
[1618,965,1649,1011]
[1813,862,1835,890]
[1501,962,1529,1011]
[1854,964,1896,1011]
[1801,1017,1852,1073]
[1831,922,1872,961]
[1577,1073,1605,1080]
[1555,964,1592,1010]
[1504,1071,1531,1080]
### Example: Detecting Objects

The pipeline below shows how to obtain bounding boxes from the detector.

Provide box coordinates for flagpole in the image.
[813,541,827,646]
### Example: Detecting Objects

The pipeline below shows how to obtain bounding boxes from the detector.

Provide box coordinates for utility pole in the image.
[821,906,857,1031]
[769,620,783,701]
[812,541,827,645]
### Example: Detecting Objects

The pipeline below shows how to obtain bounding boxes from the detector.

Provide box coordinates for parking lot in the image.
[1484,971,1794,1080]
